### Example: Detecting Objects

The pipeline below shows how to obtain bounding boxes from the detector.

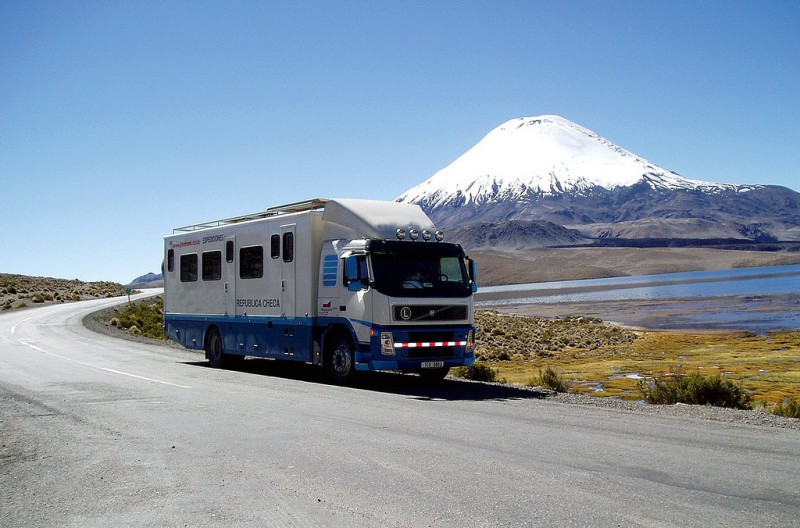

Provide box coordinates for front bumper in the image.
[354,324,475,372]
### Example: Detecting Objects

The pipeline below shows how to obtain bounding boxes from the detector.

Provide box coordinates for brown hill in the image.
[0,273,127,311]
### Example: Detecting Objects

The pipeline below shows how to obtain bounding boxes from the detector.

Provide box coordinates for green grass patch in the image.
[531,366,571,393]
[452,362,498,382]
[637,368,752,409]
[773,398,800,419]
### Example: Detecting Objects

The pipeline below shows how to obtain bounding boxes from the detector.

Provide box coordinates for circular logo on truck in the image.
[400,307,412,320]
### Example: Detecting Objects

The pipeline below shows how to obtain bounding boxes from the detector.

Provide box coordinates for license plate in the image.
[421,361,445,369]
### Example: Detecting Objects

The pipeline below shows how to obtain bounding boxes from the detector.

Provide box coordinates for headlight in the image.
[466,330,475,354]
[381,332,395,355]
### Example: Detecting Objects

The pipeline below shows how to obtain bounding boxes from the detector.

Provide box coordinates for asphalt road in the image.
[2,294,799,527]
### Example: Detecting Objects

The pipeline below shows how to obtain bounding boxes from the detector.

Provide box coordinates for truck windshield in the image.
[368,240,472,298]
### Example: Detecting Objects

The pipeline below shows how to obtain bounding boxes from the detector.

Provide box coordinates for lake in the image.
[477,264,800,333]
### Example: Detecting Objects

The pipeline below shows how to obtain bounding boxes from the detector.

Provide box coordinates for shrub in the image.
[531,366,571,393]
[638,368,752,409]
[112,297,168,340]
[452,362,497,382]
[30,292,54,303]
[773,399,800,419]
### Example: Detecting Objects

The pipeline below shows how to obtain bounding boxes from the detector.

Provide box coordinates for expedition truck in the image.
[163,198,477,382]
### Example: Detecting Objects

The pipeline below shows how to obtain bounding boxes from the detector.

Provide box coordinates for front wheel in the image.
[327,336,356,384]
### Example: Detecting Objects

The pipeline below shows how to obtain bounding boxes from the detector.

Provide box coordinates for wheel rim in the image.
[332,344,352,376]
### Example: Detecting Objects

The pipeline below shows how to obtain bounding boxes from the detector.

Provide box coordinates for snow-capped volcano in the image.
[396,115,800,242]
[398,115,738,209]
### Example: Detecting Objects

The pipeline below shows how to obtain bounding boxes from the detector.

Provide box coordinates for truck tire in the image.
[206,328,226,368]
[327,336,356,384]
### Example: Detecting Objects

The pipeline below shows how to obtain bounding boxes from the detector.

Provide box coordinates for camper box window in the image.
[270,234,280,259]
[240,246,264,279]
[180,254,198,282]
[202,251,222,281]
[283,232,294,262]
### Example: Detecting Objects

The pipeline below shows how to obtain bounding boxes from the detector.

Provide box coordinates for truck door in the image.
[280,224,296,317]
[224,236,236,316]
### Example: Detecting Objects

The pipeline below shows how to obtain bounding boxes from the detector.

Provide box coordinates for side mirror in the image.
[344,256,368,292]
[468,258,478,293]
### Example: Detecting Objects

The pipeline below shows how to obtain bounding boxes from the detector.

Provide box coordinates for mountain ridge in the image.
[128,272,164,288]
[398,115,799,241]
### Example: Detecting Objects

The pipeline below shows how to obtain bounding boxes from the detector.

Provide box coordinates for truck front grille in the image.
[393,305,467,322]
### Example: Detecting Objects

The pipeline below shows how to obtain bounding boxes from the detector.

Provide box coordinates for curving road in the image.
[1,293,798,527]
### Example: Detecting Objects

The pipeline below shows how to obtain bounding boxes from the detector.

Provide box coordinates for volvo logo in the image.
[400,307,413,320]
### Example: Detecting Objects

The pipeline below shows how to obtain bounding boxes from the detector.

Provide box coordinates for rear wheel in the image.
[327,336,356,384]
[205,328,226,368]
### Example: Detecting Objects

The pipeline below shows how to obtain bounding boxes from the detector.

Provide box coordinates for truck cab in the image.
[318,234,476,381]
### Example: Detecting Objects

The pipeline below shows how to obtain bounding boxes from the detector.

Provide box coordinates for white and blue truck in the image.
[163,198,477,382]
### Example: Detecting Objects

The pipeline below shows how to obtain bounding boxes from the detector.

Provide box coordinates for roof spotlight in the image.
[396,228,406,240]
[422,229,431,241]
[435,230,445,242]
[409,229,419,241]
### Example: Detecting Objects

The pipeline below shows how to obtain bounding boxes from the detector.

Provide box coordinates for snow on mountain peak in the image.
[397,115,737,208]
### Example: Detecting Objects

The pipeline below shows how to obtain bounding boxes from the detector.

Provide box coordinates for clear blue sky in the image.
[2,1,798,283]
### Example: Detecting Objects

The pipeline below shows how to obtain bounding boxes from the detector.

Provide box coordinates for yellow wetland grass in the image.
[476,312,800,405]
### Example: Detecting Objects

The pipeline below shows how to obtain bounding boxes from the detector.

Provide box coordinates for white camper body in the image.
[163,198,476,381]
